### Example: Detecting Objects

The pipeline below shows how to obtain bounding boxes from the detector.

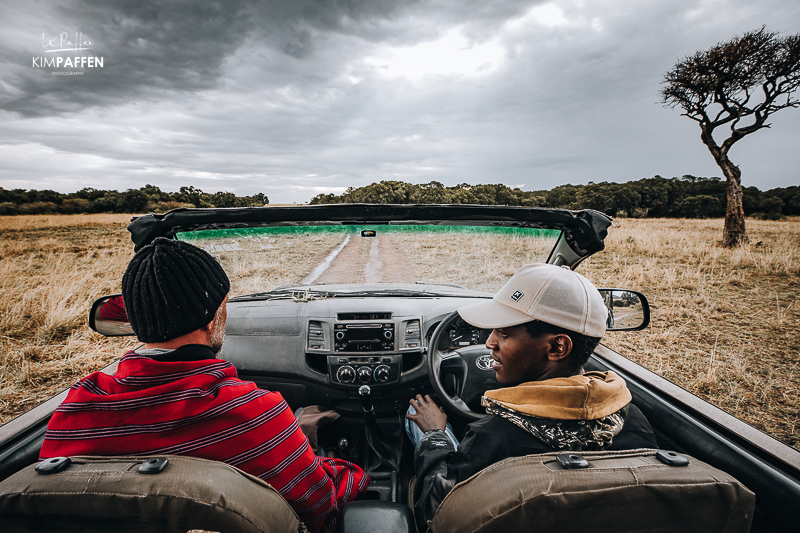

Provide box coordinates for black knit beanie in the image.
[121,237,230,343]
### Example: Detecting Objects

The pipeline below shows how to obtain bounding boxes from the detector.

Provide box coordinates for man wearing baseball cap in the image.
[40,238,368,533]
[407,263,657,530]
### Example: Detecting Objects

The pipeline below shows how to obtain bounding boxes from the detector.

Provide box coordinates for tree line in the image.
[0,185,268,215]
[1,176,797,218]
[309,176,799,219]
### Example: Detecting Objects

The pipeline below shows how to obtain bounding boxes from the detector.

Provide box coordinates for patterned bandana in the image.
[482,396,629,451]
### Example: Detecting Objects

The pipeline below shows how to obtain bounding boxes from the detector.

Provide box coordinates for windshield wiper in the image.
[231,287,486,301]
[230,288,334,302]
[327,288,462,297]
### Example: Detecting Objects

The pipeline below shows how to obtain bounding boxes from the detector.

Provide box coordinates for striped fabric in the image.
[40,351,370,533]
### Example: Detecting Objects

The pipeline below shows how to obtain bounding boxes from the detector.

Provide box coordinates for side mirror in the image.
[597,289,650,331]
[88,294,135,336]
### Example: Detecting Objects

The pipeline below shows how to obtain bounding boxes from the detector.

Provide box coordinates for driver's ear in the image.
[546,334,573,362]
[202,296,228,333]
[201,311,219,334]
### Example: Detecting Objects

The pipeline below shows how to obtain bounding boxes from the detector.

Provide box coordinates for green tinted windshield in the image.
[177,224,560,297]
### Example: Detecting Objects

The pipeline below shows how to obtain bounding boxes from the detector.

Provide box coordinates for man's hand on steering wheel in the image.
[406,394,447,432]
[427,311,497,420]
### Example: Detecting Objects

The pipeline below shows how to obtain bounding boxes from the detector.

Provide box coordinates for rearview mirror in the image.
[88,294,135,336]
[597,289,650,331]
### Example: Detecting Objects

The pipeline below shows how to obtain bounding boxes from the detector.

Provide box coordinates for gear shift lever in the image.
[358,384,399,478]
[359,384,382,439]
[358,385,373,413]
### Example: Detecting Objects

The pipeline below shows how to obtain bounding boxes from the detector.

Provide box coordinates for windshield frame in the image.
[127,204,613,264]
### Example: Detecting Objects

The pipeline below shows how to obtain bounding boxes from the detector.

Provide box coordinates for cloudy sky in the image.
[0,0,798,204]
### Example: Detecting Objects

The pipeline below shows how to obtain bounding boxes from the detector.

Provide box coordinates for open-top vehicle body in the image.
[0,204,798,532]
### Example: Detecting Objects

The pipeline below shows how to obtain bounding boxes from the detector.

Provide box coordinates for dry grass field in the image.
[391,230,556,292]
[580,218,800,448]
[1,214,798,450]
[0,215,138,420]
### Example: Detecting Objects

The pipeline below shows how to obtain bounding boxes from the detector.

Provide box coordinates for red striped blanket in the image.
[40,350,369,532]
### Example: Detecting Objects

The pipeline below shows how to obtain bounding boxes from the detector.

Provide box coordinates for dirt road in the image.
[303,232,416,284]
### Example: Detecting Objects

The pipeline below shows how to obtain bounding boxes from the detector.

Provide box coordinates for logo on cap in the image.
[511,290,523,302]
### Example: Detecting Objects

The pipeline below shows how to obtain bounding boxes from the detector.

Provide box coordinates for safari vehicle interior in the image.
[0,204,799,532]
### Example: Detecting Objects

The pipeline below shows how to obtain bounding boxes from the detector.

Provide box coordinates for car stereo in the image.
[334,323,394,352]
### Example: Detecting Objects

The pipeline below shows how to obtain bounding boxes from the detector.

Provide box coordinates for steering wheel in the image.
[427,311,498,421]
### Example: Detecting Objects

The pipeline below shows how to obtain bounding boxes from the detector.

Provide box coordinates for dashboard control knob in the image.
[384,330,393,339]
[335,331,345,340]
[336,365,355,383]
[374,365,391,382]
[358,366,372,383]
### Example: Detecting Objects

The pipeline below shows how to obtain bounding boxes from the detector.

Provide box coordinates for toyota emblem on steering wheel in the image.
[475,355,494,371]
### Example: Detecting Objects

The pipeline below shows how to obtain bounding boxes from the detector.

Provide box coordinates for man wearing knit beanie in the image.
[406,264,657,531]
[121,237,231,351]
[120,237,231,351]
[41,238,369,533]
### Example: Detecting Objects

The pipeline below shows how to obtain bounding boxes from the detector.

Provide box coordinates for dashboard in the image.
[221,292,491,415]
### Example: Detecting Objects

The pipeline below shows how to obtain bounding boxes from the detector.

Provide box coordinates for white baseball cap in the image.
[457,263,608,338]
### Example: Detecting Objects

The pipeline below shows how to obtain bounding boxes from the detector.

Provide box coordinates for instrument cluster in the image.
[438,317,491,352]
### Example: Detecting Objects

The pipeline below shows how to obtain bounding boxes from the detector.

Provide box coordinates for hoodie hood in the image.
[482,371,631,420]
[480,371,633,451]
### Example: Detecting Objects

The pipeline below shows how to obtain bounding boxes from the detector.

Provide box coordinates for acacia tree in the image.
[662,27,800,246]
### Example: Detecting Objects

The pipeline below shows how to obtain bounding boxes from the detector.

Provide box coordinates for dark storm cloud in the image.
[1,0,254,116]
[1,0,539,117]
[250,0,535,47]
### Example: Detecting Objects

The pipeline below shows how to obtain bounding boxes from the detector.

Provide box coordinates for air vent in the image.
[403,320,421,349]
[308,321,325,350]
[337,312,392,321]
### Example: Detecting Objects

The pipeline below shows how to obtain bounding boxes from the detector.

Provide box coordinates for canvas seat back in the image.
[429,448,755,533]
[0,455,303,533]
